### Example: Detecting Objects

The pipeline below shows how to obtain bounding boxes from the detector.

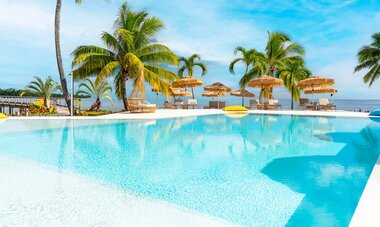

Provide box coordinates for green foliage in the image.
[71,1,178,107]
[21,76,62,108]
[277,61,311,109]
[76,79,114,110]
[354,32,380,86]
[178,54,208,78]
[78,110,115,116]
[263,31,305,76]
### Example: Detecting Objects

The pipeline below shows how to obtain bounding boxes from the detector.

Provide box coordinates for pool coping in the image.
[350,157,380,227]
[7,109,372,120]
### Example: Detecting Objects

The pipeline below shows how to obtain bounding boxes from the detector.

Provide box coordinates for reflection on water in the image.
[0,115,379,226]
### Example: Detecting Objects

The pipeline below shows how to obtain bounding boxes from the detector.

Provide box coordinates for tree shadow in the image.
[262,122,380,226]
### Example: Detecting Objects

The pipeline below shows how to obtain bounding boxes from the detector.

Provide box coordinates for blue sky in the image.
[0,0,379,100]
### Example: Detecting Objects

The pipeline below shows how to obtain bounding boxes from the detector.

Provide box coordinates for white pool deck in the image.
[4,109,380,226]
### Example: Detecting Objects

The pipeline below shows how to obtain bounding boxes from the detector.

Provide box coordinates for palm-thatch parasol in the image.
[202,91,226,97]
[248,75,283,100]
[169,87,192,97]
[304,87,337,94]
[299,76,336,104]
[202,91,226,109]
[204,82,232,92]
[172,77,204,98]
[230,89,255,98]
[298,76,335,89]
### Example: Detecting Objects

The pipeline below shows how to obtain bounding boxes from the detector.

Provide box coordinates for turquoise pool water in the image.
[0,114,379,226]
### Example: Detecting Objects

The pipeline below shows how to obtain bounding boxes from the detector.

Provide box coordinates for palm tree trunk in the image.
[54,0,71,113]
[241,87,245,106]
[291,89,294,110]
[121,74,128,110]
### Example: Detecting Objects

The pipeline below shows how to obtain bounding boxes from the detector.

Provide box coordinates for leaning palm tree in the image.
[76,79,114,111]
[54,0,83,113]
[354,32,380,86]
[178,54,207,98]
[229,46,266,106]
[72,2,178,110]
[21,76,62,108]
[277,61,311,110]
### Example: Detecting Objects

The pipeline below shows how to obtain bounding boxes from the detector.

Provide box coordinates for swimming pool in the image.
[0,114,379,226]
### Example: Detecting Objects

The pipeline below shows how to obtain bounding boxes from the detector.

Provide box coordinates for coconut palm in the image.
[263,31,305,76]
[76,79,114,111]
[229,46,266,106]
[277,61,311,110]
[54,0,83,113]
[21,76,62,108]
[178,54,207,98]
[354,33,380,86]
[71,2,178,110]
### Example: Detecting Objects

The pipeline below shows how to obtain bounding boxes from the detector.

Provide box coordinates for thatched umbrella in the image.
[299,76,336,104]
[172,77,204,99]
[230,89,255,98]
[304,87,338,105]
[248,75,283,100]
[169,87,192,97]
[298,76,335,89]
[231,89,255,106]
[204,82,232,92]
[304,87,337,94]
[202,91,226,109]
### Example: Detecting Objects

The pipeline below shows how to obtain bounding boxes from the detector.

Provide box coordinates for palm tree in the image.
[21,76,62,108]
[277,61,311,110]
[354,33,380,86]
[54,0,83,113]
[229,46,266,106]
[263,31,305,76]
[178,54,207,98]
[76,79,114,111]
[71,2,178,110]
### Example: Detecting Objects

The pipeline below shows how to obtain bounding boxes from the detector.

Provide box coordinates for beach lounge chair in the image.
[128,98,156,113]
[318,98,336,111]
[186,99,198,109]
[267,99,282,110]
[249,99,259,110]
[173,99,184,109]
[205,101,225,109]
[164,101,174,109]
[298,98,309,110]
